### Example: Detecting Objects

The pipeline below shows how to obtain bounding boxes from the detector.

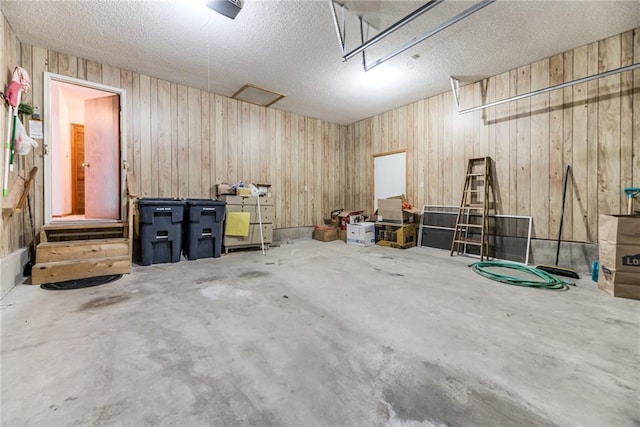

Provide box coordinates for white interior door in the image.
[84,95,120,220]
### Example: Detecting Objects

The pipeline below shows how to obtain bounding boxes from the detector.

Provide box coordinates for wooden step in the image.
[455,224,484,229]
[31,255,131,285]
[36,238,129,263]
[41,222,127,243]
[41,222,126,231]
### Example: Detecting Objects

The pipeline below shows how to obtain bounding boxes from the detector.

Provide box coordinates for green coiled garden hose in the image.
[469,261,571,290]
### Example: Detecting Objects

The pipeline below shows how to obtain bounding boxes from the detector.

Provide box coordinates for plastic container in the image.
[183,199,226,260]
[591,261,599,282]
[137,198,185,266]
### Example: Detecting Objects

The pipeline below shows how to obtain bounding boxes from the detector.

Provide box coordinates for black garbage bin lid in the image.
[184,198,226,206]
[137,197,185,206]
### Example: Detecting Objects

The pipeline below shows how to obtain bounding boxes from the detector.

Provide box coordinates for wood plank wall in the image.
[1,26,637,258]
[346,28,639,243]
[0,14,25,258]
[1,41,348,258]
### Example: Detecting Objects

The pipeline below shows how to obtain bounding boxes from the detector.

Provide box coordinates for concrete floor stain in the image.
[238,270,270,279]
[194,276,222,284]
[381,360,554,427]
[78,295,130,311]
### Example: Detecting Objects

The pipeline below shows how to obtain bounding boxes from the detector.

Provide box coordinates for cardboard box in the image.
[236,187,252,197]
[324,209,343,226]
[346,222,375,247]
[338,210,365,230]
[599,215,640,245]
[338,229,347,242]
[376,196,420,225]
[313,224,337,242]
[376,239,416,249]
[375,223,417,248]
[216,183,235,197]
[350,215,365,224]
[599,241,640,273]
[377,198,411,224]
[598,265,640,300]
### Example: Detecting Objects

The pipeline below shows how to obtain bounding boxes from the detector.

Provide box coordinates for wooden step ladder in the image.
[450,157,493,260]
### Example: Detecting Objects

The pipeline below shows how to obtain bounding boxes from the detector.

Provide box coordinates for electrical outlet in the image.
[304,185,308,191]
[420,181,424,188]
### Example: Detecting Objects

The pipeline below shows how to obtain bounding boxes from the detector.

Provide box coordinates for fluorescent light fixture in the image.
[206,0,243,19]
[360,65,397,87]
[231,84,285,107]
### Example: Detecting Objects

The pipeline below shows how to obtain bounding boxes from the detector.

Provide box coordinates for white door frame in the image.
[43,72,127,224]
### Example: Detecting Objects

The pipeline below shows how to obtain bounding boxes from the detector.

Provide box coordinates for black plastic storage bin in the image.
[138,198,185,266]
[183,199,226,260]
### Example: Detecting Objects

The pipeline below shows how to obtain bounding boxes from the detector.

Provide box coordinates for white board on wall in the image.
[374,150,406,210]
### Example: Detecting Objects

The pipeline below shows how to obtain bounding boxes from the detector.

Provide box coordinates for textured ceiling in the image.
[1,0,638,125]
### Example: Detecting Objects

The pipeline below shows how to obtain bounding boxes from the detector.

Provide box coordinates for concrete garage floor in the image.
[1,239,639,426]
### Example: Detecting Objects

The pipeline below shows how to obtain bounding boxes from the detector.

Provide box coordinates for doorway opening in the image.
[44,73,127,224]
[373,149,407,213]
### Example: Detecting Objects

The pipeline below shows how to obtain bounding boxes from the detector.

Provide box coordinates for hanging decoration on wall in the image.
[13,117,38,156]
[3,66,31,197]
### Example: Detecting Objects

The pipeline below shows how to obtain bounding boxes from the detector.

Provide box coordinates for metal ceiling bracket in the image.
[364,0,495,72]
[342,0,444,62]
[359,16,367,71]
[450,76,461,110]
[331,0,494,72]
[453,62,640,114]
[329,0,346,54]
